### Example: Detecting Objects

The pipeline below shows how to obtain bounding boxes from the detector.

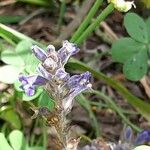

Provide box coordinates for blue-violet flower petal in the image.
[19,75,47,96]
[124,126,133,142]
[32,45,47,62]
[37,64,52,80]
[135,130,150,145]
[58,40,79,66]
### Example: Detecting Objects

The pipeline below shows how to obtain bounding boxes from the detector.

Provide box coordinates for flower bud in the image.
[32,45,47,62]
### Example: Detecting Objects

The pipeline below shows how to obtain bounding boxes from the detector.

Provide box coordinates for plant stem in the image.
[90,90,141,132]
[70,0,103,42]
[30,119,39,146]
[18,0,52,7]
[75,4,114,46]
[43,123,47,149]
[58,0,66,32]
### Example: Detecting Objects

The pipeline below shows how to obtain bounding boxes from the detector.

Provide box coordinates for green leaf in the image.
[15,40,39,74]
[25,54,39,73]
[15,40,32,63]
[22,88,43,101]
[123,49,148,81]
[0,133,13,150]
[0,40,35,75]
[133,145,150,150]
[146,17,150,42]
[0,23,39,45]
[18,0,53,7]
[9,130,27,150]
[0,65,23,84]
[27,147,45,150]
[0,16,24,24]
[112,38,145,63]
[1,40,39,74]
[0,108,21,129]
[14,80,24,92]
[38,90,55,111]
[1,50,25,66]
[124,13,148,43]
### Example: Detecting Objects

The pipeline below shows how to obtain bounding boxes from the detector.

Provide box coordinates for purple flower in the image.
[32,41,80,84]
[19,40,92,114]
[124,127,133,142]
[32,41,79,75]
[32,45,47,62]
[58,40,79,66]
[19,75,47,96]
[67,71,91,88]
[135,130,150,145]
[47,44,55,53]
[55,68,70,81]
[32,41,79,67]
[37,64,52,80]
[62,71,92,113]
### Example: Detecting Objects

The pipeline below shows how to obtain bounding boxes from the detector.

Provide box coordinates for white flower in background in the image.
[133,145,150,150]
[108,0,136,12]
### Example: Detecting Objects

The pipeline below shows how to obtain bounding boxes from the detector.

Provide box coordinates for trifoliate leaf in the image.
[123,49,148,81]
[124,13,148,43]
[9,130,27,150]
[112,37,145,63]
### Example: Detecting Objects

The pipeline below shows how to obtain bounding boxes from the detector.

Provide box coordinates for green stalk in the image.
[70,0,103,42]
[43,123,47,149]
[0,16,24,24]
[90,90,141,132]
[58,0,66,32]
[17,0,52,7]
[75,4,114,46]
[76,94,101,137]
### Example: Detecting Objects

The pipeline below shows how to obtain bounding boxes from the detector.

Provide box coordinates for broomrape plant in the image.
[19,40,92,150]
[2,0,150,149]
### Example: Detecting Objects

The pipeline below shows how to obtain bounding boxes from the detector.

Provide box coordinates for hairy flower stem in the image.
[46,90,68,148]
[75,4,114,46]
[70,0,103,42]
[46,103,67,149]
[45,86,72,149]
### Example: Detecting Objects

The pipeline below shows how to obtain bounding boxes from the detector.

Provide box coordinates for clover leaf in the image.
[112,13,150,81]
[124,13,149,43]
[0,130,45,150]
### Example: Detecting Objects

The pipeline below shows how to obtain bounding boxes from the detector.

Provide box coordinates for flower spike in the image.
[19,41,92,149]
[20,41,92,114]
